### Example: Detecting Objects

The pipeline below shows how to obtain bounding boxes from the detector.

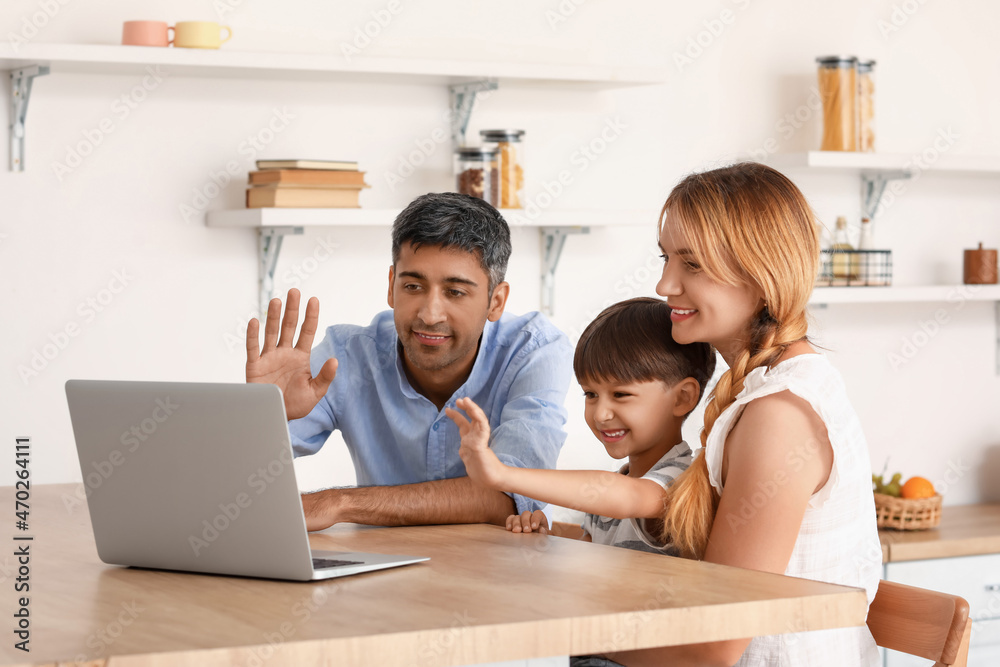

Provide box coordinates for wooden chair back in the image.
[867,579,972,667]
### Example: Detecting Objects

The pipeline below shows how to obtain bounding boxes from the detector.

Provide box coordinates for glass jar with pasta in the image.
[857,59,876,152]
[480,129,525,209]
[816,56,858,151]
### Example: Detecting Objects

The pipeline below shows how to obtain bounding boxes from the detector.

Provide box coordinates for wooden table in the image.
[2,485,869,667]
[879,503,1000,562]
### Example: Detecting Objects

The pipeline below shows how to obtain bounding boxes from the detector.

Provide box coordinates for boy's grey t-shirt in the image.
[580,441,693,556]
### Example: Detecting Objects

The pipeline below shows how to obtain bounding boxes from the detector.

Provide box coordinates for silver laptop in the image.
[65,379,428,581]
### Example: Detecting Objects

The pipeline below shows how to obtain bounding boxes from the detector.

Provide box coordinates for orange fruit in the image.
[901,476,936,499]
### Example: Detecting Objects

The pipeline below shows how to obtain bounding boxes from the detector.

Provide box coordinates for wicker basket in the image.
[874,492,942,530]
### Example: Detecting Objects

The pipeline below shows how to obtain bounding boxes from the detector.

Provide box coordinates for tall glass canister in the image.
[857,59,876,152]
[480,129,525,209]
[816,56,859,151]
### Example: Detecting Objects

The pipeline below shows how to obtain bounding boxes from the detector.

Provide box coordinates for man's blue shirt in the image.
[288,309,574,513]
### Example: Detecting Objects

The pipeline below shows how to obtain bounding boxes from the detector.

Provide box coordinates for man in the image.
[246,192,573,531]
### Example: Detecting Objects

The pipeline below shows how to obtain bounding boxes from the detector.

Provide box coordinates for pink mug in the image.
[122,21,173,47]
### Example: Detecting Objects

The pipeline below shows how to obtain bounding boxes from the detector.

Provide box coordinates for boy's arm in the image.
[447,398,666,521]
[485,331,574,514]
[493,467,665,519]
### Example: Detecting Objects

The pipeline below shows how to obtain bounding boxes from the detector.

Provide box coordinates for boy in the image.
[447,297,715,554]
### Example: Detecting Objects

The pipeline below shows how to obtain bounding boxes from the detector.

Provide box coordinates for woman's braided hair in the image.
[658,162,820,559]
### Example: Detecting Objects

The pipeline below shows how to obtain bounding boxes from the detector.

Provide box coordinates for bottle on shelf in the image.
[858,216,874,250]
[831,216,857,283]
[857,216,874,283]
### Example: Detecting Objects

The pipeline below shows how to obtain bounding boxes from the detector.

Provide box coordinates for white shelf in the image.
[0,43,667,87]
[778,152,1000,374]
[206,208,657,229]
[210,207,654,316]
[208,206,652,318]
[809,285,1000,305]
[2,44,665,314]
[768,151,1000,220]
[811,285,1000,374]
[769,151,1000,176]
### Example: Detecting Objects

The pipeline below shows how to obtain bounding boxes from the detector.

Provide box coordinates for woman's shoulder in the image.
[705,352,843,484]
[737,351,854,432]
[739,351,841,399]
[734,379,834,462]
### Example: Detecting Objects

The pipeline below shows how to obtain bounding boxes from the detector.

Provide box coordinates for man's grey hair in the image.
[391,192,511,294]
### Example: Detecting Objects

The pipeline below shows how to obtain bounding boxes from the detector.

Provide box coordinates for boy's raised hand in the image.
[446,397,509,490]
[506,510,549,534]
[246,288,339,420]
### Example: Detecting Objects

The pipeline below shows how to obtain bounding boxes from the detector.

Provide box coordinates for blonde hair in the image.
[659,162,820,559]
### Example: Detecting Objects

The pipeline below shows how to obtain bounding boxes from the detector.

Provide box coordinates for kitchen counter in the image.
[879,503,1000,562]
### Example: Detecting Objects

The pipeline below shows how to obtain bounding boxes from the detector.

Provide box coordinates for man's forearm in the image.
[302,476,516,531]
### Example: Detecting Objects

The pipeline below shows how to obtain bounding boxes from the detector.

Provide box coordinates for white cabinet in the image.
[883,554,1000,666]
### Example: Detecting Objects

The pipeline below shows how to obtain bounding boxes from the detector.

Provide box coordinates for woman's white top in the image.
[703,353,881,667]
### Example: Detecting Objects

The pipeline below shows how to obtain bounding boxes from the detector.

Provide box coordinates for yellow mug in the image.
[173,21,232,49]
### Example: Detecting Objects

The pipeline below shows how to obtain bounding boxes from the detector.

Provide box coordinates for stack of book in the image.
[246,159,370,208]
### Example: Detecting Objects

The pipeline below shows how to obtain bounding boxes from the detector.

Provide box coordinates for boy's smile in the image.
[581,377,692,478]
[598,428,628,442]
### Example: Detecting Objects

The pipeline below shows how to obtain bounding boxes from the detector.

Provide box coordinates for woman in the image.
[606,163,882,666]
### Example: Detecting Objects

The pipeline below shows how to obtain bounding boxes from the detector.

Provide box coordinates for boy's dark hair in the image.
[391,192,511,294]
[573,297,716,414]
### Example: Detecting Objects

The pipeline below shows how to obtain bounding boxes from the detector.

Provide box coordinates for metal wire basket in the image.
[817,249,892,287]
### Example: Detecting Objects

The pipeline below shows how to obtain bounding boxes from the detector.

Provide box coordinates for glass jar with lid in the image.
[816,56,858,151]
[479,129,525,209]
[454,147,497,203]
[857,59,876,152]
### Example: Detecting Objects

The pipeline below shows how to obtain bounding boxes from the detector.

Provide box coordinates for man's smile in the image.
[412,330,452,346]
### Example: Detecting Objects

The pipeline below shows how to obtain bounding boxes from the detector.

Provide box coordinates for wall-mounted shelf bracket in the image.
[861,170,912,220]
[258,226,303,315]
[540,226,589,316]
[9,64,49,171]
[449,79,498,146]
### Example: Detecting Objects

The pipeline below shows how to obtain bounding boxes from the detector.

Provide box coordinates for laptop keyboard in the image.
[313,557,364,570]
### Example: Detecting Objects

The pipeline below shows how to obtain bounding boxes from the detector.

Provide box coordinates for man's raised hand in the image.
[246,288,338,420]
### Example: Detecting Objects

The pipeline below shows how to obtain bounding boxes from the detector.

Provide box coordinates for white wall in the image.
[3,0,999,506]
